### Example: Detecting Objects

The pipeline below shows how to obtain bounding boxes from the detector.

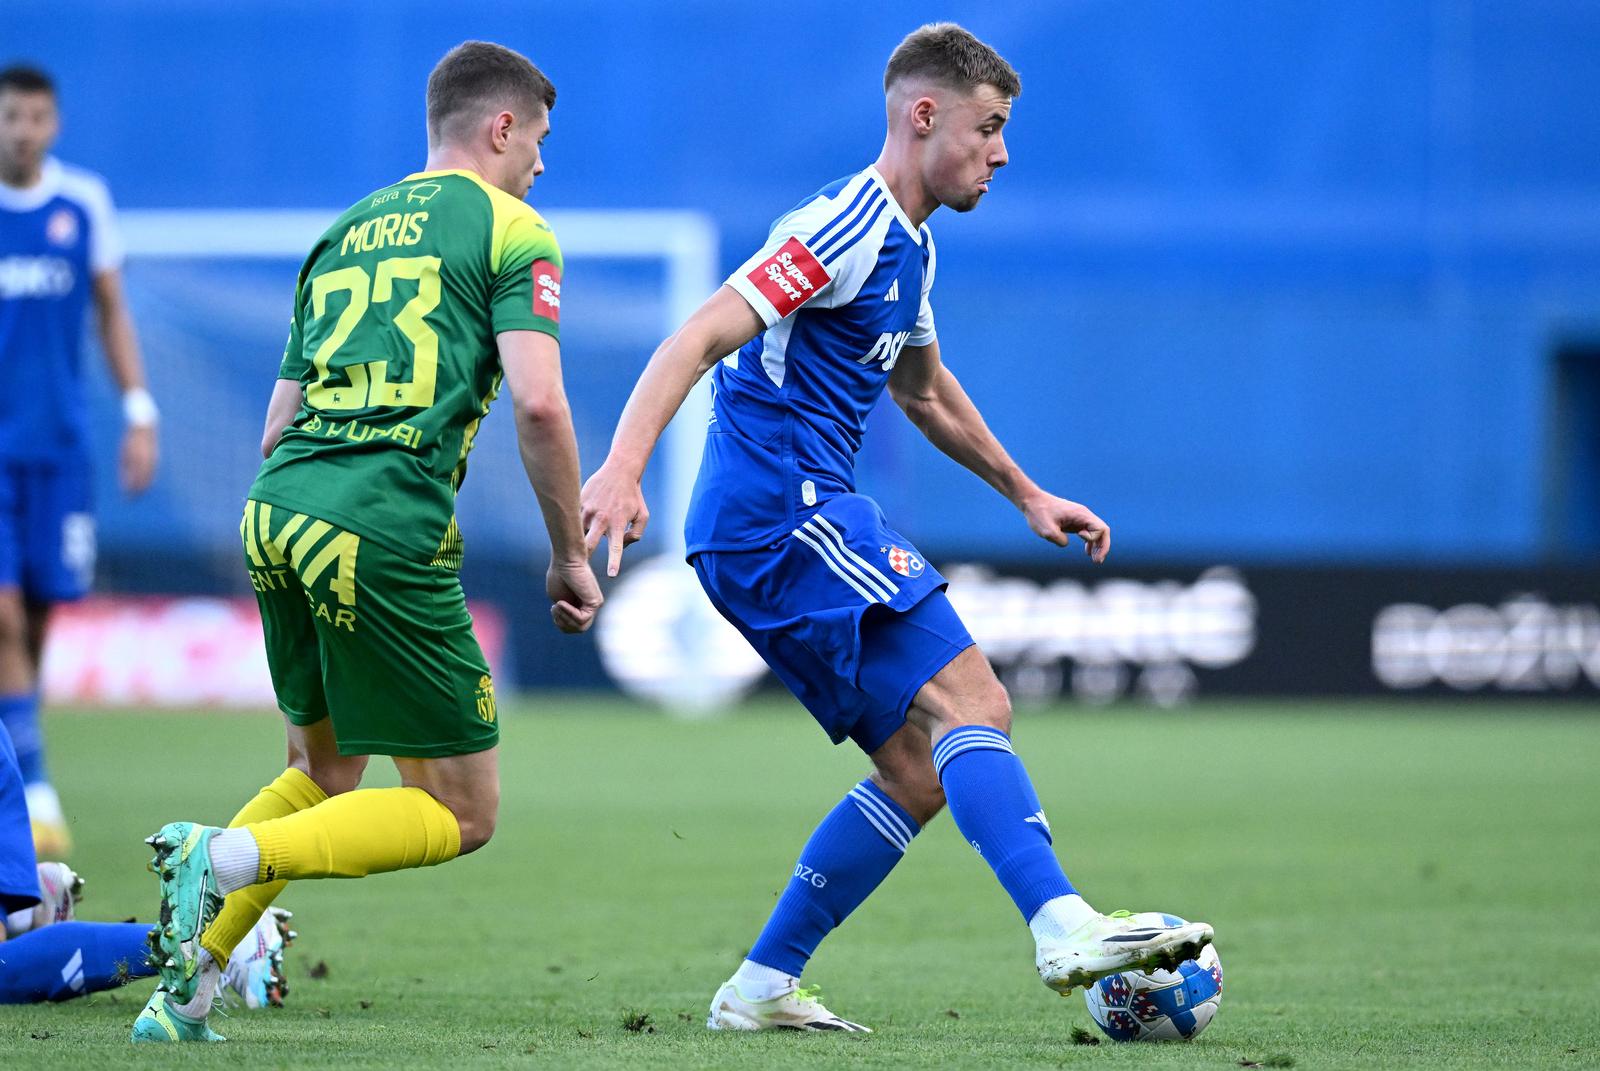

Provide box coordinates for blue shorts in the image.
[0,721,40,914]
[691,493,974,754]
[0,459,95,603]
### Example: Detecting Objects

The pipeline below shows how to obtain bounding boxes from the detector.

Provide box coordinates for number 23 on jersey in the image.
[305,254,441,411]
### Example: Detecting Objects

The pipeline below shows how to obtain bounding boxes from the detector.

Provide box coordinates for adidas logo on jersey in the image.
[884,279,899,302]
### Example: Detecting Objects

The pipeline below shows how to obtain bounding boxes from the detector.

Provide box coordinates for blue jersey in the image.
[686,166,937,553]
[0,158,122,461]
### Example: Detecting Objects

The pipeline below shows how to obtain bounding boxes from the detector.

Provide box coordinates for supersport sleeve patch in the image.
[531,259,561,323]
[730,236,832,326]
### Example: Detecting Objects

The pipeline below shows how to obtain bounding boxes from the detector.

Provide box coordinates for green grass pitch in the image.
[2,698,1598,1069]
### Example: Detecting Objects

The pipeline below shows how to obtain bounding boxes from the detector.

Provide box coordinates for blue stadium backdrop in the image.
[3,1,1598,700]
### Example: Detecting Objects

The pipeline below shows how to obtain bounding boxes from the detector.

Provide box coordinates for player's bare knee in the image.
[975,680,1013,735]
[451,799,498,855]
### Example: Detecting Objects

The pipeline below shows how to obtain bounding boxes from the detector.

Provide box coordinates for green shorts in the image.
[241,499,498,758]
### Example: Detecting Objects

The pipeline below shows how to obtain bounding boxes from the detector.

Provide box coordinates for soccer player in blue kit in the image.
[582,24,1213,1031]
[0,64,159,857]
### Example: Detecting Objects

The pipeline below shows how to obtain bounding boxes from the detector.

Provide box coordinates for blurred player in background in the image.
[583,24,1212,1031]
[0,64,159,858]
[133,41,602,1043]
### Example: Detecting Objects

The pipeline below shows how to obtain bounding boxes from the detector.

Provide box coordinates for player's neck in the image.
[870,151,937,228]
[0,158,44,190]
[421,146,491,183]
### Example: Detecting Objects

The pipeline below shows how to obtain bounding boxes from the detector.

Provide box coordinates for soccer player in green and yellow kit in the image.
[130,41,603,1043]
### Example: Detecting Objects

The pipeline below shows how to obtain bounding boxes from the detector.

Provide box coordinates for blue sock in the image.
[0,922,156,1004]
[934,726,1076,922]
[0,693,45,786]
[747,779,920,977]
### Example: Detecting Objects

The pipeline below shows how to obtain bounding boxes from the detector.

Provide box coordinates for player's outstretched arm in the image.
[499,329,604,634]
[888,340,1110,562]
[91,269,159,495]
[580,287,764,576]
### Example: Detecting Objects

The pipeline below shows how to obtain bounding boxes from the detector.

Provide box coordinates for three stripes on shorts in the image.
[791,515,901,604]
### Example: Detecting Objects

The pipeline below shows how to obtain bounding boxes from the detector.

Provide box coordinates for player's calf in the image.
[867,722,945,825]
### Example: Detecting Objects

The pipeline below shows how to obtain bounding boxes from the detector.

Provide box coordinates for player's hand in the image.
[580,463,649,578]
[1021,492,1111,563]
[120,426,158,495]
[547,556,603,634]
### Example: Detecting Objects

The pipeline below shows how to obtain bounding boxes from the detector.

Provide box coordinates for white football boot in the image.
[707,979,871,1032]
[223,907,296,1009]
[30,861,85,931]
[1036,909,1214,995]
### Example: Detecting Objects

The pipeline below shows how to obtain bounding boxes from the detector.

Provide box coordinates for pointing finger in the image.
[607,523,625,577]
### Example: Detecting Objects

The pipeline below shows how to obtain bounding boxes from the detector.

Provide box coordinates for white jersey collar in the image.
[0,157,64,212]
[864,165,923,245]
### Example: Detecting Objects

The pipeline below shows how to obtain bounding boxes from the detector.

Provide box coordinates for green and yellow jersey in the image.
[250,168,562,567]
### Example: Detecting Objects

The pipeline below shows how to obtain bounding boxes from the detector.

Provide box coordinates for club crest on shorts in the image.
[884,545,924,578]
[474,675,497,724]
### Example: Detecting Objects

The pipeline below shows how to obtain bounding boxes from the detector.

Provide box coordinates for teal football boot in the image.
[144,821,227,1004]
[130,989,225,1043]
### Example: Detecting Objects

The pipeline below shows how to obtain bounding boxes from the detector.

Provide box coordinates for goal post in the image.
[118,207,764,709]
[120,207,719,559]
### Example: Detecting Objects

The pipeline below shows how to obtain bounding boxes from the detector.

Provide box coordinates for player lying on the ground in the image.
[0,65,161,859]
[133,41,602,1044]
[581,23,1213,1032]
[0,860,294,1012]
[1,720,295,1013]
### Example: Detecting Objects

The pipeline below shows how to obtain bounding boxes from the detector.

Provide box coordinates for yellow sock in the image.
[200,768,327,966]
[245,787,461,882]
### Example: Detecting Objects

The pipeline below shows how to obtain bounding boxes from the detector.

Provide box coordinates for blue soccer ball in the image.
[1082,916,1223,1042]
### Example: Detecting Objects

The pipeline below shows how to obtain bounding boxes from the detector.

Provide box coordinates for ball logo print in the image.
[885,545,924,578]
[1083,918,1223,1042]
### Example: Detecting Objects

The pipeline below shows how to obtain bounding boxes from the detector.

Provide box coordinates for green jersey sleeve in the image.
[490,209,562,339]
[277,264,311,380]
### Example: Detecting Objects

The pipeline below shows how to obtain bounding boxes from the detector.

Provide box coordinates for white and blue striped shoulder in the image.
[54,160,124,273]
[726,166,925,328]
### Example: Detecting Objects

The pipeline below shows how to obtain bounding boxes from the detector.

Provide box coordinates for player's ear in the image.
[489,110,515,153]
[911,95,938,137]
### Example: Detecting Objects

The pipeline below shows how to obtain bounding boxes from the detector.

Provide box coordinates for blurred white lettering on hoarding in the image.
[597,559,1255,708]
[1372,596,1600,692]
[943,565,1254,705]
